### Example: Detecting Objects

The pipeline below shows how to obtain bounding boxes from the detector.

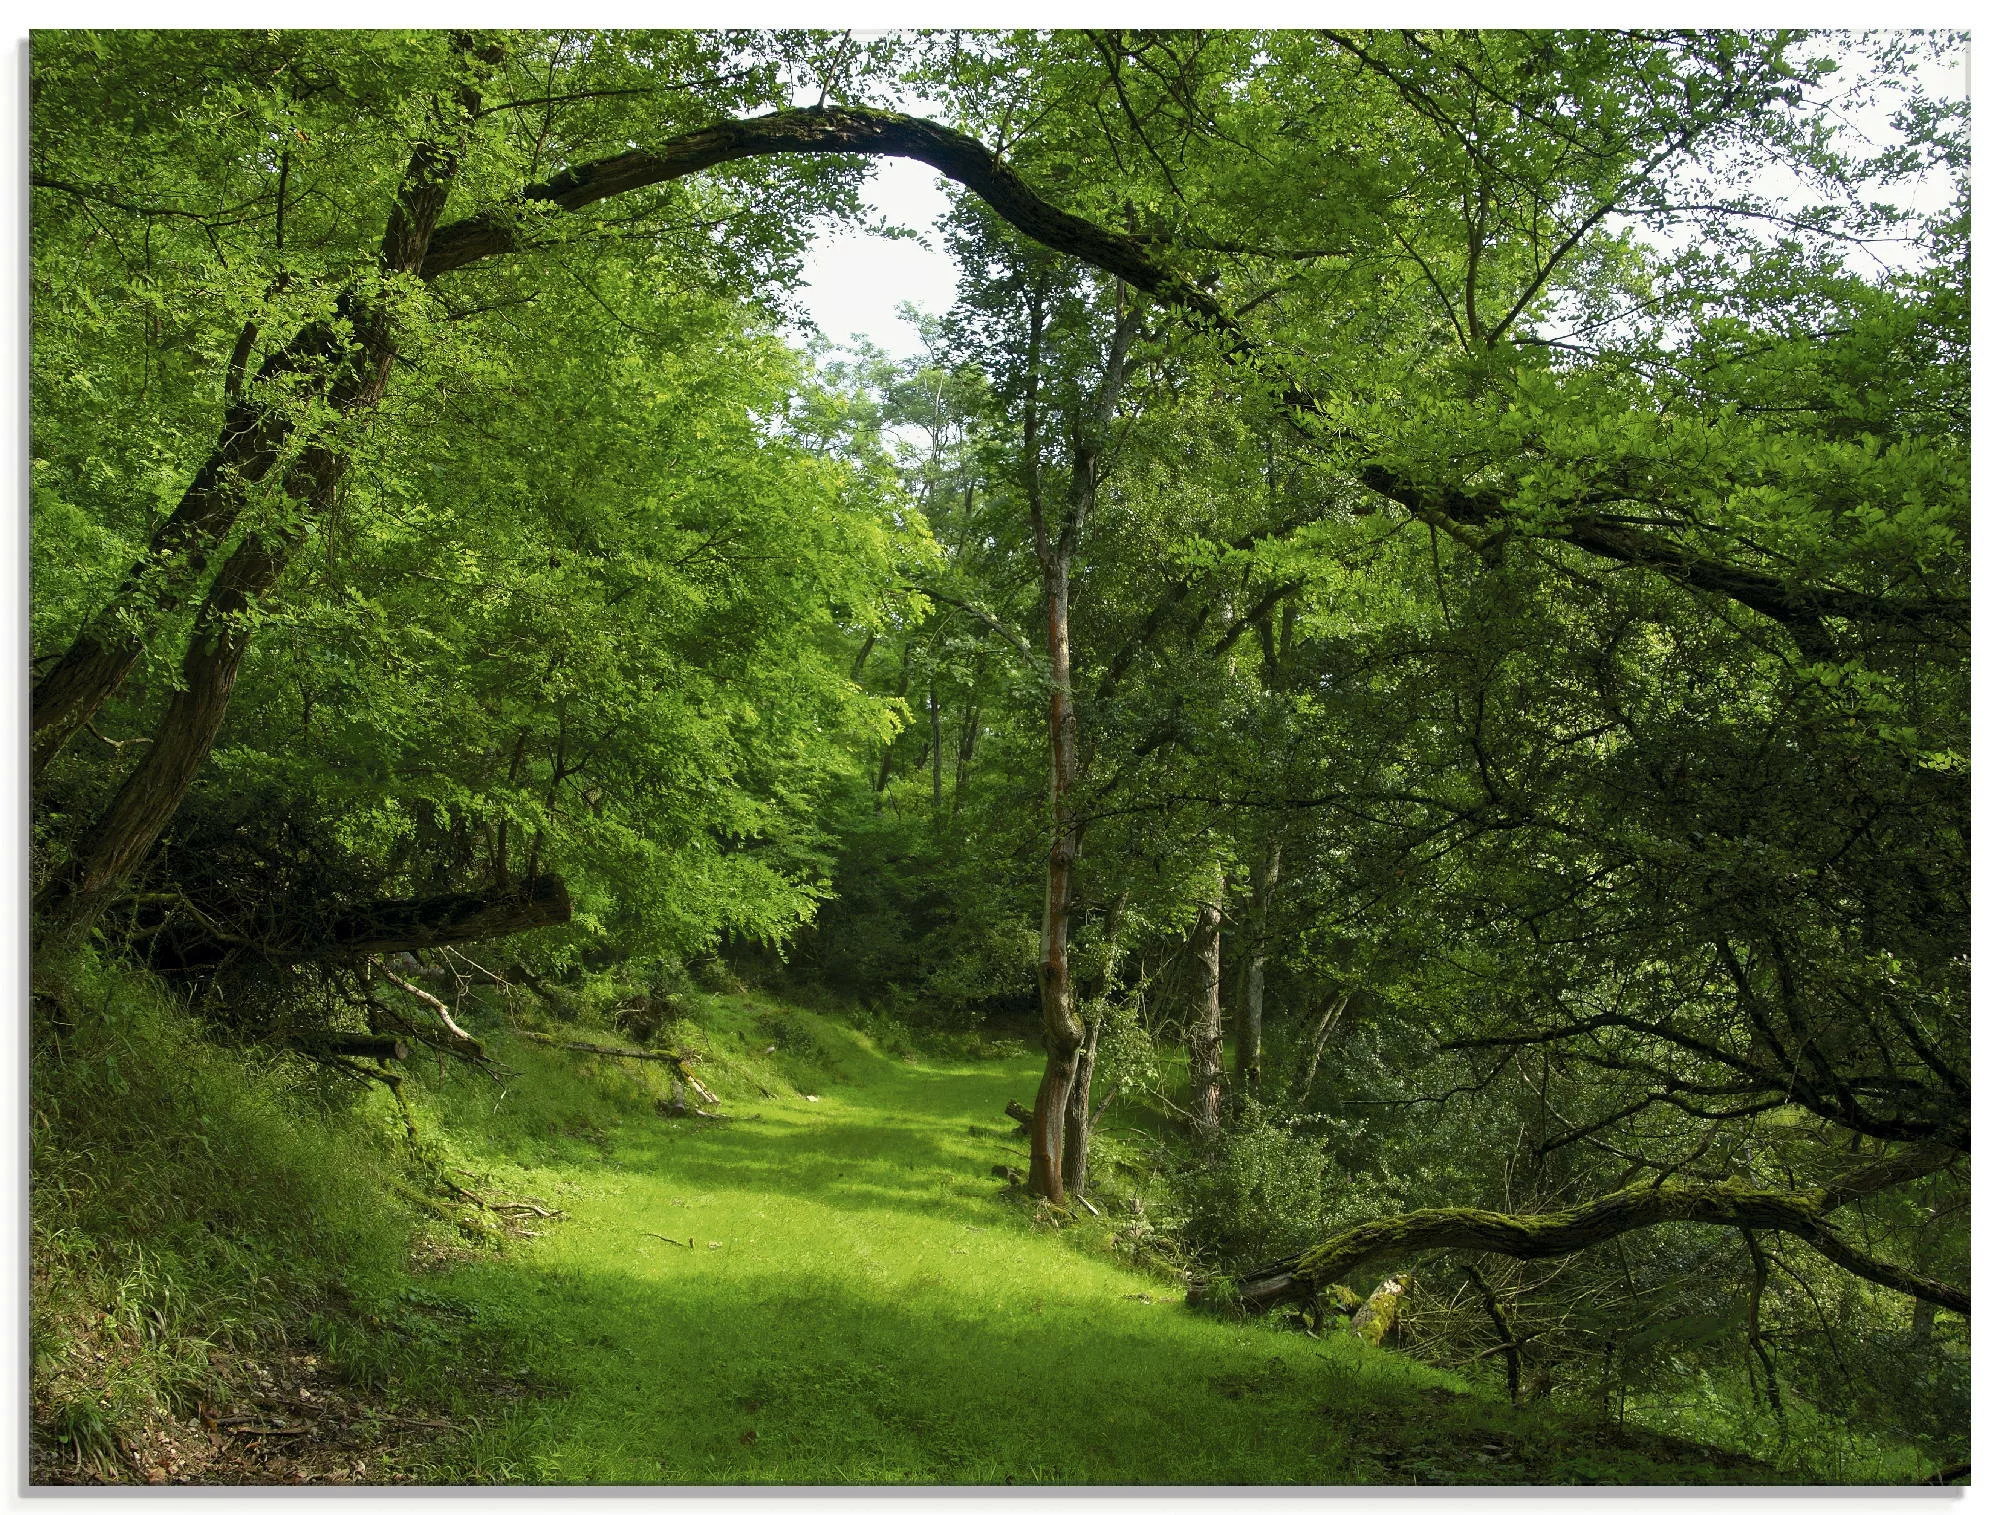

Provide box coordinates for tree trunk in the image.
[1028,542,1085,1203]
[1189,881,1226,1144]
[1062,1011,1102,1199]
[1742,1228,1784,1416]
[928,680,943,811]
[1292,986,1352,1102]
[1463,1264,1522,1403]
[1234,837,1280,1092]
[36,520,308,942]
[31,52,499,940]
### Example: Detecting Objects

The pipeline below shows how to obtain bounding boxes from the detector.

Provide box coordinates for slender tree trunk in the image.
[1464,1265,1522,1403]
[1189,880,1226,1144]
[1029,548,1086,1202]
[1062,1012,1102,1199]
[928,680,943,811]
[1743,1229,1785,1417]
[1294,986,1353,1102]
[951,697,979,822]
[1023,286,1136,1204]
[873,641,911,809]
[1234,837,1281,1092]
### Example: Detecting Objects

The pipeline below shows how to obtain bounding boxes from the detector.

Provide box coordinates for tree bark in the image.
[1189,882,1226,1144]
[1062,1011,1102,1199]
[1216,1146,1967,1315]
[1028,547,1085,1201]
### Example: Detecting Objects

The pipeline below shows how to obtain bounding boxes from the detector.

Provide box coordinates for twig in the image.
[377,960,484,1053]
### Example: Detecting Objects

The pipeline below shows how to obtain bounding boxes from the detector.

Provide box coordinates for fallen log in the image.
[301,875,572,959]
[1004,1099,1034,1132]
[1187,1263,1360,1321]
[291,1032,408,1061]
[1351,1273,1413,1346]
[145,876,574,971]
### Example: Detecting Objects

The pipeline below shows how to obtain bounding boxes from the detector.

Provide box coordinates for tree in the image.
[33,27,1967,1420]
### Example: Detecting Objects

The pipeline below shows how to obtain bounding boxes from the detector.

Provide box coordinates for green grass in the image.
[32,967,1891,1486]
[397,996,1796,1486]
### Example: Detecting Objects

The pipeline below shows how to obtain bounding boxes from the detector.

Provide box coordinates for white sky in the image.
[795,158,959,360]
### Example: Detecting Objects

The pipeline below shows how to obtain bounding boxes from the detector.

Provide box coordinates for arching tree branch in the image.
[1358,465,1969,644]
[421,105,1230,329]
[1212,1146,1966,1318]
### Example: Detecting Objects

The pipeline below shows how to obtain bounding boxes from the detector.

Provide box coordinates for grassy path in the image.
[412,1009,1778,1486]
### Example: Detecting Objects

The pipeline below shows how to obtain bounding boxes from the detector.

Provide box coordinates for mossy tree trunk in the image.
[1219,1146,1968,1317]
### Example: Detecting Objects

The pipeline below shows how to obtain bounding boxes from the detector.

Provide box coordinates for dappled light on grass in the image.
[398,1006,1795,1486]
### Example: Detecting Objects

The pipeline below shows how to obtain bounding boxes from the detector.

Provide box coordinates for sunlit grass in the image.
[400,996,1793,1486]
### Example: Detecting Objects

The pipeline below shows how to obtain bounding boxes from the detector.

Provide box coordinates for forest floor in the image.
[371,999,1789,1486]
[32,977,1809,1487]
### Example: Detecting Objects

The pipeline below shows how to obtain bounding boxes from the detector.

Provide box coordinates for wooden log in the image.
[303,875,572,958]
[147,875,573,971]
[293,1032,407,1061]
[1186,1264,1361,1318]
[1004,1099,1034,1132]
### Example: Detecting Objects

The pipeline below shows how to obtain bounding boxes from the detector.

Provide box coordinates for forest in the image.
[27,28,1968,1487]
